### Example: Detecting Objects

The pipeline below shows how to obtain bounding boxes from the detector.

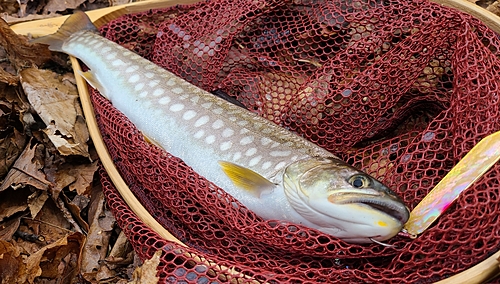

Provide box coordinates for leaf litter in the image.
[0,1,160,283]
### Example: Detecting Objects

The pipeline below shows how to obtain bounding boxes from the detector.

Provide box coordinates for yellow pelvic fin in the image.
[30,11,98,52]
[78,70,103,91]
[218,161,275,198]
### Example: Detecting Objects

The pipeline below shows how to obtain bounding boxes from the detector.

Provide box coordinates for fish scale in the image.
[32,11,410,243]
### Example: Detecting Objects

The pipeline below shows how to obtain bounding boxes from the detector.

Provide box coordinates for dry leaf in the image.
[20,67,90,157]
[127,250,162,284]
[81,184,116,282]
[27,190,49,219]
[0,240,27,283]
[25,232,84,283]
[0,187,31,222]
[0,141,52,192]
[0,216,22,241]
[44,0,87,13]
[0,18,51,74]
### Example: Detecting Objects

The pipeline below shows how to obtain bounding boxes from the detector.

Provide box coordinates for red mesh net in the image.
[91,0,500,282]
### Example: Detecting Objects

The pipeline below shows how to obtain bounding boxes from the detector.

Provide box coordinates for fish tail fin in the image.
[30,11,98,52]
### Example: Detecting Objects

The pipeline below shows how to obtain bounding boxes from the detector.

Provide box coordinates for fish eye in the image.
[349,175,371,188]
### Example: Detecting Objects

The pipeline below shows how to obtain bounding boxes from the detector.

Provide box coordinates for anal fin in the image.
[218,161,275,198]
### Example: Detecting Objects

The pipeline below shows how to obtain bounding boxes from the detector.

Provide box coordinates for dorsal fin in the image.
[30,11,98,52]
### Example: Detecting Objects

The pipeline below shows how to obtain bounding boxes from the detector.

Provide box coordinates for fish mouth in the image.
[329,192,410,224]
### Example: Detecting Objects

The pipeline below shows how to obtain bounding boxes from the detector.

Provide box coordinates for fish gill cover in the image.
[91,0,500,282]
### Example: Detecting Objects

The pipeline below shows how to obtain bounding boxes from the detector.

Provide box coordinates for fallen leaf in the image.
[0,216,22,241]
[20,67,90,157]
[25,232,84,283]
[0,140,52,192]
[0,18,51,76]
[0,239,27,283]
[62,193,90,233]
[127,250,161,284]
[43,0,87,13]
[0,187,31,222]
[81,184,116,282]
[52,161,99,196]
[27,190,49,219]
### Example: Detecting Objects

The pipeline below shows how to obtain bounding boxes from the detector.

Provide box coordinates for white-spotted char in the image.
[32,11,409,244]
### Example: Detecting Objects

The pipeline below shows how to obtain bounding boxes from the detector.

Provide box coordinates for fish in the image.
[32,11,409,244]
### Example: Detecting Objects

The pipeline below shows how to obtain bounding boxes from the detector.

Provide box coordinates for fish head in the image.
[283,157,409,243]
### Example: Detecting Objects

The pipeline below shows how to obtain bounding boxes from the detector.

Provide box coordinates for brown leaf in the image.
[25,232,85,283]
[20,67,90,157]
[0,85,29,178]
[0,18,51,74]
[0,240,27,283]
[0,187,31,222]
[62,193,90,233]
[0,216,21,241]
[81,185,116,282]
[0,141,52,192]
[44,0,87,13]
[27,190,49,219]
[127,250,161,284]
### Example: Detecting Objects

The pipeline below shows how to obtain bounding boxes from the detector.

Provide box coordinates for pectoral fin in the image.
[218,161,275,198]
[78,70,104,91]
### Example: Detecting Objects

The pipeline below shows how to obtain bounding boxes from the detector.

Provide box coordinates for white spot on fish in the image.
[222,128,234,137]
[149,80,160,88]
[190,96,200,104]
[270,150,292,157]
[291,155,299,161]
[169,103,184,112]
[240,129,250,135]
[123,51,132,57]
[135,83,145,91]
[245,148,257,156]
[159,97,171,105]
[213,107,223,114]
[212,119,224,129]
[261,137,272,146]
[233,152,242,161]
[153,88,165,96]
[237,120,249,127]
[106,52,117,60]
[145,72,154,78]
[126,66,139,73]
[262,161,272,170]
[101,46,111,53]
[194,130,205,139]
[128,74,140,83]
[172,88,184,94]
[179,94,189,100]
[249,156,262,167]
[166,78,176,86]
[145,65,155,70]
[139,91,148,98]
[94,42,103,48]
[205,135,216,144]
[112,59,125,66]
[194,115,209,127]
[183,110,197,120]
[275,161,287,170]
[76,37,85,42]
[202,102,213,109]
[89,39,98,45]
[240,136,254,145]
[130,54,141,60]
[228,117,237,122]
[261,128,272,135]
[220,141,232,151]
